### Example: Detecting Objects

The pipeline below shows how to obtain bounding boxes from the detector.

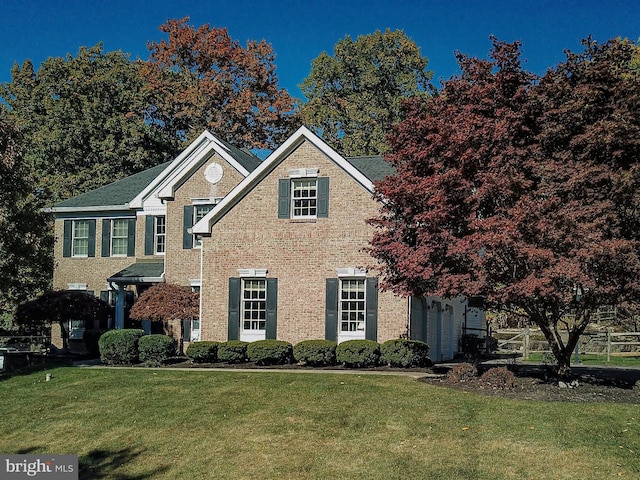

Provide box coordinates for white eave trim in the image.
[192,126,374,235]
[46,204,132,214]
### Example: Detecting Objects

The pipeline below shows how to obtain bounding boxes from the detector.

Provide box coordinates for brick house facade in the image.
[49,126,484,360]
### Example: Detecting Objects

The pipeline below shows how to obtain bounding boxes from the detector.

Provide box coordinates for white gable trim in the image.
[129,130,253,209]
[192,126,374,235]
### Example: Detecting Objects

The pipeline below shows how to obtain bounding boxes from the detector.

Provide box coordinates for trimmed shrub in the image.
[138,335,177,366]
[83,329,104,358]
[98,329,144,365]
[293,340,337,367]
[480,366,517,390]
[218,340,249,364]
[186,341,219,363]
[247,340,293,366]
[380,339,431,368]
[446,363,478,383]
[336,339,380,368]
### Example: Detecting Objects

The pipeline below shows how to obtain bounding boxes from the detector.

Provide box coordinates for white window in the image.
[241,279,266,341]
[194,205,213,247]
[111,219,129,256]
[292,178,317,218]
[154,216,166,254]
[339,279,366,341]
[72,220,90,257]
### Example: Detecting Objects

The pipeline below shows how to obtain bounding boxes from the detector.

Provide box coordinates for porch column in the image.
[115,286,125,329]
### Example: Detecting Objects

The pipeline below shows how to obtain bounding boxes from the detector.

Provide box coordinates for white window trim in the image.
[239,277,267,342]
[237,268,268,278]
[154,215,166,255]
[288,167,319,178]
[110,219,129,257]
[290,177,318,220]
[67,283,88,290]
[337,267,367,278]
[71,220,90,258]
[337,277,367,343]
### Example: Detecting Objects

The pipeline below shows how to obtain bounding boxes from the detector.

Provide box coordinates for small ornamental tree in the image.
[369,37,640,377]
[15,290,111,349]
[129,283,199,345]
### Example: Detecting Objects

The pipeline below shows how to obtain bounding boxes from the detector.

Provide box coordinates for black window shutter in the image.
[325,278,339,342]
[127,218,136,257]
[182,319,192,342]
[63,220,72,257]
[88,219,96,257]
[409,296,425,341]
[144,216,154,255]
[183,205,194,249]
[265,278,278,339]
[278,179,290,218]
[317,177,329,218]
[101,219,111,257]
[365,277,378,341]
[228,278,241,340]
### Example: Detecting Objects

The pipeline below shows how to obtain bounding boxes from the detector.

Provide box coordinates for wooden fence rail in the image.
[494,328,640,363]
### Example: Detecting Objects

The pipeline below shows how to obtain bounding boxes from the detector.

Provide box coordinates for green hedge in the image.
[293,340,337,367]
[186,341,220,363]
[336,339,380,368]
[139,335,176,366]
[247,340,293,366]
[218,340,249,363]
[98,329,144,365]
[380,339,431,368]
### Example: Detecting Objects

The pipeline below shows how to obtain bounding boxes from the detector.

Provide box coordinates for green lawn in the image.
[524,352,640,368]
[1,367,639,479]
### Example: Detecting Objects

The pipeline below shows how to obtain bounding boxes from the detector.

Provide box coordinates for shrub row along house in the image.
[48,126,485,361]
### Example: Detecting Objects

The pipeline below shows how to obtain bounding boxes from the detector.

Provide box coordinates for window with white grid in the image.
[242,279,266,332]
[194,205,213,247]
[292,178,317,218]
[72,220,89,257]
[111,219,129,256]
[340,279,366,332]
[154,216,166,254]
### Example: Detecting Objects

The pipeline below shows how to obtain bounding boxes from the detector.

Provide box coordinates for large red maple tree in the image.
[369,38,640,375]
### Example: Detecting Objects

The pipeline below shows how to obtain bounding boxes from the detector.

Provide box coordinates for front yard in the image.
[1,367,639,479]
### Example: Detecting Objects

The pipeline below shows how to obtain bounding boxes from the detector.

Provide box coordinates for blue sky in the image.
[1,0,638,100]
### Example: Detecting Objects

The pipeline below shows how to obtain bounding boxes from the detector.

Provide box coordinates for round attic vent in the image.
[204,162,224,184]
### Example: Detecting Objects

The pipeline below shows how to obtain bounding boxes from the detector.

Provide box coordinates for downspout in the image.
[199,233,204,333]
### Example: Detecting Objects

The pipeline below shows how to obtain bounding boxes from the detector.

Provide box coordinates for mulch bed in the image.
[421,363,640,404]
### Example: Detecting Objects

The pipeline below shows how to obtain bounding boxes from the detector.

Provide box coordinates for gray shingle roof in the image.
[53,161,172,210]
[345,156,395,183]
[107,260,165,284]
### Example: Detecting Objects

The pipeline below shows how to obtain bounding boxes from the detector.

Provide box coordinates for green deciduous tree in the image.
[0,117,53,321]
[144,17,299,149]
[2,44,177,203]
[369,38,640,376]
[300,29,433,156]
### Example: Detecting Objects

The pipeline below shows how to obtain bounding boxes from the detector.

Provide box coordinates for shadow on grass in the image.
[79,447,170,480]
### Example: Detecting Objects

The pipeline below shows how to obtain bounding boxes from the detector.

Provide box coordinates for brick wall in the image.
[164,152,246,286]
[200,139,409,344]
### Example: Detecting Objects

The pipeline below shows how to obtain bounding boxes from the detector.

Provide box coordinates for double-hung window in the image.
[340,279,366,334]
[193,205,213,247]
[111,219,129,256]
[242,279,267,337]
[72,220,90,257]
[278,171,329,220]
[292,178,317,218]
[154,216,166,254]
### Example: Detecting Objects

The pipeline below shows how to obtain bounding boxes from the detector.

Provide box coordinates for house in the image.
[49,126,485,360]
